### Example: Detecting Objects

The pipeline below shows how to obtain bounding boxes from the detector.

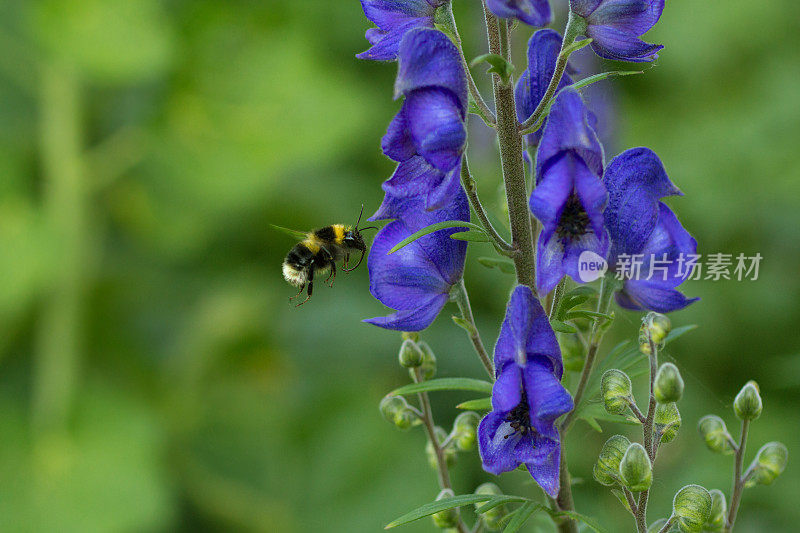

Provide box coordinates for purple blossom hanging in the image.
[570,0,665,62]
[357,0,448,61]
[486,0,552,28]
[603,147,699,312]
[478,286,572,497]
[529,88,609,294]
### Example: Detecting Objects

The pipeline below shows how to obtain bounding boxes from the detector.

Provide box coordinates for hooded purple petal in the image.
[604,147,681,263]
[357,0,444,61]
[493,286,563,376]
[523,361,573,437]
[394,28,468,110]
[586,25,663,62]
[486,0,552,27]
[589,0,664,34]
[373,157,463,219]
[403,89,466,171]
[536,88,604,180]
[364,293,450,330]
[515,29,574,145]
[572,0,666,62]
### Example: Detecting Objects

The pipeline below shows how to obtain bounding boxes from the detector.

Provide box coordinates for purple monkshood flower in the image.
[515,29,574,146]
[486,0,552,27]
[478,286,572,498]
[604,147,699,312]
[529,88,609,294]
[356,0,447,61]
[380,28,468,209]
[383,29,467,171]
[570,0,665,62]
[364,189,468,331]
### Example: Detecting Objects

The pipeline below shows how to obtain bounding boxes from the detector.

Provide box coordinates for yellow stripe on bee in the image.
[332,224,347,245]
[302,237,321,253]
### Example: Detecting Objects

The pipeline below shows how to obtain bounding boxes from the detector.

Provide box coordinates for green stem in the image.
[483,6,537,292]
[518,11,586,131]
[412,368,470,533]
[33,62,86,436]
[452,279,494,377]
[460,157,513,254]
[635,336,660,532]
[657,516,677,533]
[725,419,750,532]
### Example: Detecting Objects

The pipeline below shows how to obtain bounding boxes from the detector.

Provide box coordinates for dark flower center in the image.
[504,388,534,439]
[556,194,591,241]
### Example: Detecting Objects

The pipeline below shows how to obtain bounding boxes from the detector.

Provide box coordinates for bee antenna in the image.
[354,204,365,230]
[358,226,379,232]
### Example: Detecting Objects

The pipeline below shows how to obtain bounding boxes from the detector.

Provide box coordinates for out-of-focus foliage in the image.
[0,0,797,531]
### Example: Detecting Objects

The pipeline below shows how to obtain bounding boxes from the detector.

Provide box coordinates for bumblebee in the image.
[280,207,376,306]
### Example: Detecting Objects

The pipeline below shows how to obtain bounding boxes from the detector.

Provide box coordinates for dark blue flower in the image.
[478,286,572,498]
[604,147,699,312]
[515,29,574,146]
[570,0,665,62]
[486,0,552,27]
[364,189,468,331]
[357,0,447,61]
[382,28,468,174]
[529,88,609,294]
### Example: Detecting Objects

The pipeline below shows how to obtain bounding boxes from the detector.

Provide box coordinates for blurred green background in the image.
[0,0,798,531]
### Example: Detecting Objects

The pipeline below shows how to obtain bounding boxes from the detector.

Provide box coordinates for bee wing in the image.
[270,224,309,240]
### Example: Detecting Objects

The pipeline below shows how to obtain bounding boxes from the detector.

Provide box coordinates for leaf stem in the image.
[460,157,514,254]
[725,419,750,532]
[452,279,494,377]
[518,10,585,131]
[657,516,677,533]
[412,368,470,533]
[635,336,660,533]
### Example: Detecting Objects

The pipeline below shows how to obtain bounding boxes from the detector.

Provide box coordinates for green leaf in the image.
[548,510,608,533]
[452,315,478,337]
[433,23,458,44]
[471,53,515,85]
[456,397,492,410]
[503,502,542,532]
[550,319,577,334]
[450,230,491,242]
[611,489,633,513]
[565,286,598,298]
[475,496,529,514]
[581,414,603,432]
[385,494,493,528]
[566,310,614,322]
[560,38,594,58]
[570,70,643,92]
[388,220,484,254]
[270,224,308,240]
[477,257,516,275]
[664,324,698,344]
[390,378,493,397]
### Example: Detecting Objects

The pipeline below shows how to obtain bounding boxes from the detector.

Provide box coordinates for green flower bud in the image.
[474,482,506,531]
[559,333,585,372]
[601,369,633,415]
[654,363,684,403]
[703,489,727,531]
[638,326,653,356]
[412,341,437,381]
[733,380,762,421]
[452,412,480,451]
[647,519,677,533]
[644,312,671,345]
[398,339,425,368]
[380,395,408,422]
[426,426,456,470]
[593,435,631,486]
[393,408,418,430]
[697,415,734,455]
[654,402,681,443]
[432,489,460,529]
[401,331,420,343]
[745,441,788,487]
[619,442,652,492]
[672,484,712,532]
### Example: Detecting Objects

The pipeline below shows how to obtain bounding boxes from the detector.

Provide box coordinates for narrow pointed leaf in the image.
[385,495,493,529]
[456,397,492,410]
[270,224,309,240]
[503,502,542,532]
[570,70,643,92]
[475,496,529,514]
[550,319,577,334]
[390,378,493,397]
[389,220,485,254]
[450,230,490,242]
[560,38,594,58]
[477,257,516,274]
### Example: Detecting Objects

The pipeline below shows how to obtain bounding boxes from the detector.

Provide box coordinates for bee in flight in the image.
[276,207,377,306]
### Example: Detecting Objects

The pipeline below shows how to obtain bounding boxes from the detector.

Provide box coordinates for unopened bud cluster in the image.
[380,394,419,431]
[639,312,671,354]
[474,482,507,530]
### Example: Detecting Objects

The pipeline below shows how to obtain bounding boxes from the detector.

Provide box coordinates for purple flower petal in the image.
[486,0,552,27]
[404,89,466,171]
[616,284,699,313]
[395,28,468,110]
[589,0,664,35]
[570,0,604,17]
[492,364,523,411]
[536,88,604,180]
[524,435,561,497]
[536,236,566,294]
[523,361,573,436]
[586,25,663,62]
[357,0,443,61]
[364,293,449,330]
[478,411,531,475]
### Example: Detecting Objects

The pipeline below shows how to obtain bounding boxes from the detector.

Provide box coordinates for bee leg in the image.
[288,283,306,301]
[325,260,337,287]
[295,269,314,307]
[343,249,365,272]
[343,253,350,270]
